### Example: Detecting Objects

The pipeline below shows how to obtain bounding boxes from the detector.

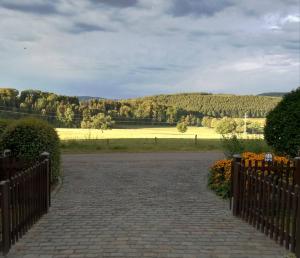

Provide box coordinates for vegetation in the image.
[264,87,300,157]
[60,138,268,154]
[0,88,280,129]
[0,119,12,136]
[215,118,237,135]
[176,122,188,133]
[0,118,61,182]
[56,126,265,141]
[208,152,289,198]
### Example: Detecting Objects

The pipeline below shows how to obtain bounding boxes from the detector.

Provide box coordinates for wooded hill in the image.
[0,88,281,128]
[127,93,281,118]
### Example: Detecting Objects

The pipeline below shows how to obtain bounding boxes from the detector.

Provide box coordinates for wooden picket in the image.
[0,152,50,255]
[232,156,300,257]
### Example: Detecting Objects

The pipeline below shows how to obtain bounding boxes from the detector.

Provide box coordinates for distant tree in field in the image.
[235,120,245,134]
[247,122,263,134]
[215,118,237,135]
[196,118,202,127]
[166,106,178,124]
[177,122,188,133]
[210,118,220,128]
[119,105,131,117]
[91,113,114,132]
[264,88,300,156]
[201,116,213,128]
[81,109,92,129]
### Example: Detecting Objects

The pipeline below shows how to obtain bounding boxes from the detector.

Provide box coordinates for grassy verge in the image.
[60,138,271,154]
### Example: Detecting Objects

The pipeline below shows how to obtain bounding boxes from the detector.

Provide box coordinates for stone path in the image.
[6,152,287,258]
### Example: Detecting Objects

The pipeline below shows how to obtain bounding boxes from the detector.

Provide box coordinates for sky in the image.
[0,0,299,98]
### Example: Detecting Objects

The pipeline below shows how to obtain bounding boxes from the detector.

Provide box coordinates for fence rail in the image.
[231,155,300,257]
[0,151,50,255]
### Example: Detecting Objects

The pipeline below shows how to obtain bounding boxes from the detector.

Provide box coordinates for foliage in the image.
[208,159,232,198]
[201,116,213,128]
[208,152,289,198]
[91,113,114,131]
[221,135,245,158]
[215,117,237,135]
[176,122,188,133]
[0,119,11,136]
[81,113,114,131]
[1,118,61,182]
[0,88,281,129]
[264,87,300,157]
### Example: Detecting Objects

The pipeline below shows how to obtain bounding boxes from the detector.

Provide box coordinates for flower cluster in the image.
[208,152,289,198]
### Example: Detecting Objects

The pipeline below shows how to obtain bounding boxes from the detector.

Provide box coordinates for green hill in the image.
[127,93,281,118]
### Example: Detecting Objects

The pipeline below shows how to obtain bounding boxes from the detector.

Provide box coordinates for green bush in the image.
[176,122,188,133]
[264,88,300,157]
[215,117,237,135]
[0,119,12,136]
[1,118,61,182]
[221,135,244,158]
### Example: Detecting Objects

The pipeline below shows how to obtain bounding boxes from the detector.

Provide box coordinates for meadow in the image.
[57,125,264,141]
[58,122,267,154]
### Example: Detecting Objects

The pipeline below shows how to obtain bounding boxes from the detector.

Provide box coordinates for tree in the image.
[215,118,237,135]
[248,122,263,134]
[264,88,300,156]
[119,105,131,117]
[81,109,92,129]
[91,113,114,132]
[210,118,220,128]
[202,116,213,128]
[177,122,188,133]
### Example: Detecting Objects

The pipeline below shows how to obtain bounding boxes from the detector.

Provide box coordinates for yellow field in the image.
[57,126,263,140]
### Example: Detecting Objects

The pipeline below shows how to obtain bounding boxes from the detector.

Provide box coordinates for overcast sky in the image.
[0,0,299,98]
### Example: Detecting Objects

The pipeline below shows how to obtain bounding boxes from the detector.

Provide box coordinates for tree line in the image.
[0,88,281,128]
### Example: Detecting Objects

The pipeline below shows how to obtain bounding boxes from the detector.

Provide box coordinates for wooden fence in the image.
[0,151,51,255]
[231,155,300,257]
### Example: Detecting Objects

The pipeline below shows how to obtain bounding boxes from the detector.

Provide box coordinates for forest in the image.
[0,88,281,128]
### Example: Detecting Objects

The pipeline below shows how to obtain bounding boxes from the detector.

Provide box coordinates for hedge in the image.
[1,118,61,182]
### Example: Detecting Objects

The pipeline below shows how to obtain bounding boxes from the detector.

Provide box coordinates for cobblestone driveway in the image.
[7,152,287,258]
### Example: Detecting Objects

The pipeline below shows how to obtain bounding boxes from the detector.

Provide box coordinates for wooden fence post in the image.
[294,157,300,258]
[232,154,242,216]
[195,134,197,145]
[0,180,11,255]
[41,152,50,209]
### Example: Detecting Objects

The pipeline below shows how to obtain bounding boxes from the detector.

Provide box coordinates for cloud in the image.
[89,0,138,8]
[224,55,299,72]
[0,0,298,97]
[68,22,113,34]
[0,0,59,15]
[168,0,233,17]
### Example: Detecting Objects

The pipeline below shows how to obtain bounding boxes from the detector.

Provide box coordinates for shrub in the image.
[208,152,289,198]
[264,88,300,157]
[208,159,232,198]
[215,117,237,135]
[1,118,60,182]
[0,119,12,136]
[177,122,188,133]
[221,135,244,158]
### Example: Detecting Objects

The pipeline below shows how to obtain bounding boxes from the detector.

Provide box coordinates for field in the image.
[58,124,267,154]
[57,124,264,141]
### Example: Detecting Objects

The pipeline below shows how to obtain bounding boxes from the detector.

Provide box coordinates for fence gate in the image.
[231,155,300,257]
[0,152,51,255]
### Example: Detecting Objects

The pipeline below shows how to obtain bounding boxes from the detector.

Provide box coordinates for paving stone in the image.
[4,153,288,258]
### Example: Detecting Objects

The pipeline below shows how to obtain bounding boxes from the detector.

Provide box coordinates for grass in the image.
[56,126,264,141]
[57,125,268,154]
[60,138,271,154]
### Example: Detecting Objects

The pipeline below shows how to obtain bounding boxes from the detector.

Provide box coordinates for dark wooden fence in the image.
[231,155,300,257]
[0,151,51,255]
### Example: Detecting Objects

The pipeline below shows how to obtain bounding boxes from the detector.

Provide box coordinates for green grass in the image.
[56,126,264,140]
[60,138,271,154]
